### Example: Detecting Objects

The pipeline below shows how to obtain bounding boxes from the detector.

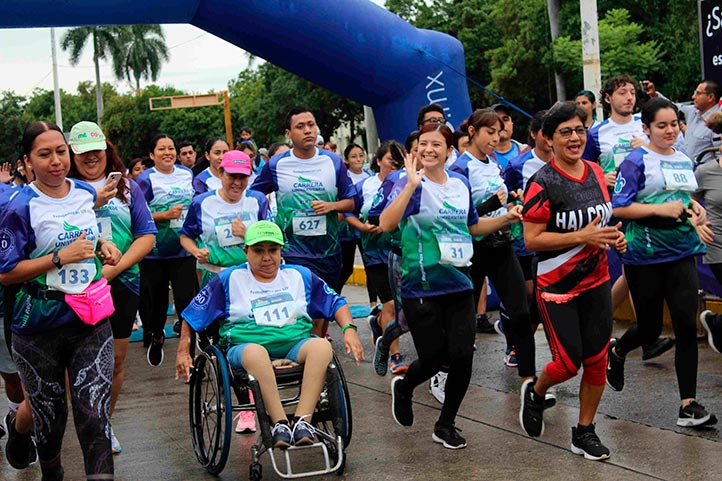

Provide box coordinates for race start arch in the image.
[1,0,472,141]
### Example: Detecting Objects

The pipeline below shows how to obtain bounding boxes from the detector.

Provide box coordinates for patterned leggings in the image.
[12,320,114,479]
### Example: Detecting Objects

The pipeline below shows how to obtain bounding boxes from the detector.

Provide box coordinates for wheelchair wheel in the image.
[333,352,353,447]
[189,345,233,475]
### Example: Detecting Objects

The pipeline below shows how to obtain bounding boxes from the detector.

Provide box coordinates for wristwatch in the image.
[52,252,63,269]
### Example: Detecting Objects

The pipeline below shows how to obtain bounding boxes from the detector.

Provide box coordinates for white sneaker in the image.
[429,371,447,404]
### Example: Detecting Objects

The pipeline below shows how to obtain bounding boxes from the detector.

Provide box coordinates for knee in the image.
[303,338,333,364]
[581,358,606,386]
[241,344,272,370]
[545,358,581,384]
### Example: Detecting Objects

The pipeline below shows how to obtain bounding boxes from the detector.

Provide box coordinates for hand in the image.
[192,247,210,264]
[688,202,707,226]
[605,170,617,189]
[509,188,523,202]
[231,216,246,237]
[343,329,364,365]
[578,216,623,249]
[505,204,523,224]
[166,204,185,221]
[630,135,646,150]
[310,200,333,215]
[695,221,715,245]
[495,188,507,206]
[101,264,122,282]
[613,222,628,253]
[657,200,686,219]
[175,350,194,383]
[364,222,382,235]
[98,241,122,266]
[0,162,12,184]
[404,153,423,189]
[642,80,657,97]
[58,232,96,264]
[94,184,118,208]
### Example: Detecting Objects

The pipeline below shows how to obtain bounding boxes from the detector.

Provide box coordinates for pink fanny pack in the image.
[65,278,115,325]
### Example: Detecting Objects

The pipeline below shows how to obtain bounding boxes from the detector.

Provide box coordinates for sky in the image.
[0,1,388,98]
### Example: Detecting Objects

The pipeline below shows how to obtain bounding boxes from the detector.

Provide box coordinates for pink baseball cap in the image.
[220,150,252,175]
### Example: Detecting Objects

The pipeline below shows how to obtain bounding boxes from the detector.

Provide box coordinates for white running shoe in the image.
[429,371,447,404]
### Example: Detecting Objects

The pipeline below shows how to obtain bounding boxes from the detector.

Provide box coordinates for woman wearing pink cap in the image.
[178,150,271,433]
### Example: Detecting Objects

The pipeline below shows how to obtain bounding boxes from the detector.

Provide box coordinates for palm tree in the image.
[121,25,170,93]
[61,26,127,124]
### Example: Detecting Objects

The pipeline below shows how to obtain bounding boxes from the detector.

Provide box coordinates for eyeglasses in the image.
[556,126,587,138]
[693,90,710,96]
[422,117,445,125]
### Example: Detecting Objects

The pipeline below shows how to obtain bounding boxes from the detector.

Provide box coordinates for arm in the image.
[380,154,420,232]
[310,197,354,215]
[613,201,686,220]
[469,205,522,237]
[344,213,382,235]
[523,216,624,252]
[333,304,364,365]
[101,234,154,282]
[179,234,210,263]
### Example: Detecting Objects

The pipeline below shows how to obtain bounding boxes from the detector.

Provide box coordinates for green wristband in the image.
[341,323,358,333]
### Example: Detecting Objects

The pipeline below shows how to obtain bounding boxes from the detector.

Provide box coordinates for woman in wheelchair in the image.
[175,220,364,449]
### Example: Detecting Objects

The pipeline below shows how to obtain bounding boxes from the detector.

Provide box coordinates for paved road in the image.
[1,284,721,480]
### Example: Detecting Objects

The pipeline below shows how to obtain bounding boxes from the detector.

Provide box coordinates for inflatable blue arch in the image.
[1,0,472,142]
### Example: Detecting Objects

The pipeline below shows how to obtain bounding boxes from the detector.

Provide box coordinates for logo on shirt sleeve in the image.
[614,174,626,194]
[0,228,16,253]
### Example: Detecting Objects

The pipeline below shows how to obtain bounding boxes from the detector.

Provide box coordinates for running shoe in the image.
[235,410,257,433]
[4,412,38,469]
[373,337,390,376]
[700,310,722,354]
[0,412,6,439]
[389,353,408,375]
[504,348,518,367]
[519,379,544,437]
[147,334,165,367]
[271,421,292,449]
[110,426,122,454]
[641,336,675,361]
[544,388,557,410]
[368,315,382,345]
[494,319,505,336]
[391,376,413,427]
[292,418,316,446]
[429,371,447,405]
[606,338,625,392]
[571,424,610,461]
[475,313,496,334]
[432,422,467,449]
[676,400,718,427]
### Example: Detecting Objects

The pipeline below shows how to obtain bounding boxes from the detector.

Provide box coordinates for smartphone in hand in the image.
[106,172,122,187]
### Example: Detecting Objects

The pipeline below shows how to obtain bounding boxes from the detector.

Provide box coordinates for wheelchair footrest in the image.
[267,436,344,479]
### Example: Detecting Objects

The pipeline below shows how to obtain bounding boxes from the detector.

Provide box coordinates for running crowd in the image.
[0,73,721,479]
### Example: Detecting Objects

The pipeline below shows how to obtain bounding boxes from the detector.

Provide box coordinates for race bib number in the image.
[292,209,327,236]
[437,233,473,267]
[214,217,243,247]
[97,215,112,241]
[169,207,189,229]
[252,292,296,328]
[660,161,697,192]
[46,261,97,294]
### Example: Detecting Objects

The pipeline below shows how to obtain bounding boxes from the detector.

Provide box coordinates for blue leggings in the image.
[12,320,114,479]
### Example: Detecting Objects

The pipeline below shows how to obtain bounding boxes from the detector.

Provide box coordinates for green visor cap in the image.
[244,220,284,247]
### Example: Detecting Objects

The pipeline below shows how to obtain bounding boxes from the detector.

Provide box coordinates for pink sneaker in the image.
[235,410,256,433]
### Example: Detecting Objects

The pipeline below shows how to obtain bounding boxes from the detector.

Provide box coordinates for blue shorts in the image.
[227,337,312,370]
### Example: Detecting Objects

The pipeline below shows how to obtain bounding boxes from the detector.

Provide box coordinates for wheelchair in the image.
[188,342,353,480]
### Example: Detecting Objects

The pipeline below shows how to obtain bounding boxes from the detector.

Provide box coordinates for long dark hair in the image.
[22,121,63,158]
[69,140,130,204]
[371,140,405,172]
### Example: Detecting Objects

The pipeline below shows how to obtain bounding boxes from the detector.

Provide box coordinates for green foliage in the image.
[119,25,171,91]
[552,9,663,89]
[0,91,27,162]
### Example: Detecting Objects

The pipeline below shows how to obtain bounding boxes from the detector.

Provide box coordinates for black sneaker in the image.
[373,337,390,377]
[271,421,292,449]
[571,424,610,461]
[432,422,467,449]
[641,336,675,360]
[5,412,38,469]
[606,339,624,392]
[147,334,165,367]
[544,389,557,410]
[677,400,718,427]
[368,315,382,345]
[700,310,722,354]
[475,314,496,334]
[391,376,413,427]
[519,379,544,437]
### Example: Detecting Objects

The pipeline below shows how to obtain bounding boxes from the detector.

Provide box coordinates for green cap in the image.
[68,121,107,154]
[244,220,284,247]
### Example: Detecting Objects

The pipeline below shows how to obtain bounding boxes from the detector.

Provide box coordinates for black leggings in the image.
[12,320,114,479]
[471,242,535,377]
[615,257,699,400]
[339,239,374,301]
[139,256,197,339]
[398,291,475,425]
[709,263,722,287]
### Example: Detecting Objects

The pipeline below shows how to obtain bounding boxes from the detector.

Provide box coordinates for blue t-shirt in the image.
[136,166,194,259]
[250,148,355,261]
[612,147,704,265]
[388,171,479,298]
[193,167,222,197]
[348,174,393,267]
[182,263,346,354]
